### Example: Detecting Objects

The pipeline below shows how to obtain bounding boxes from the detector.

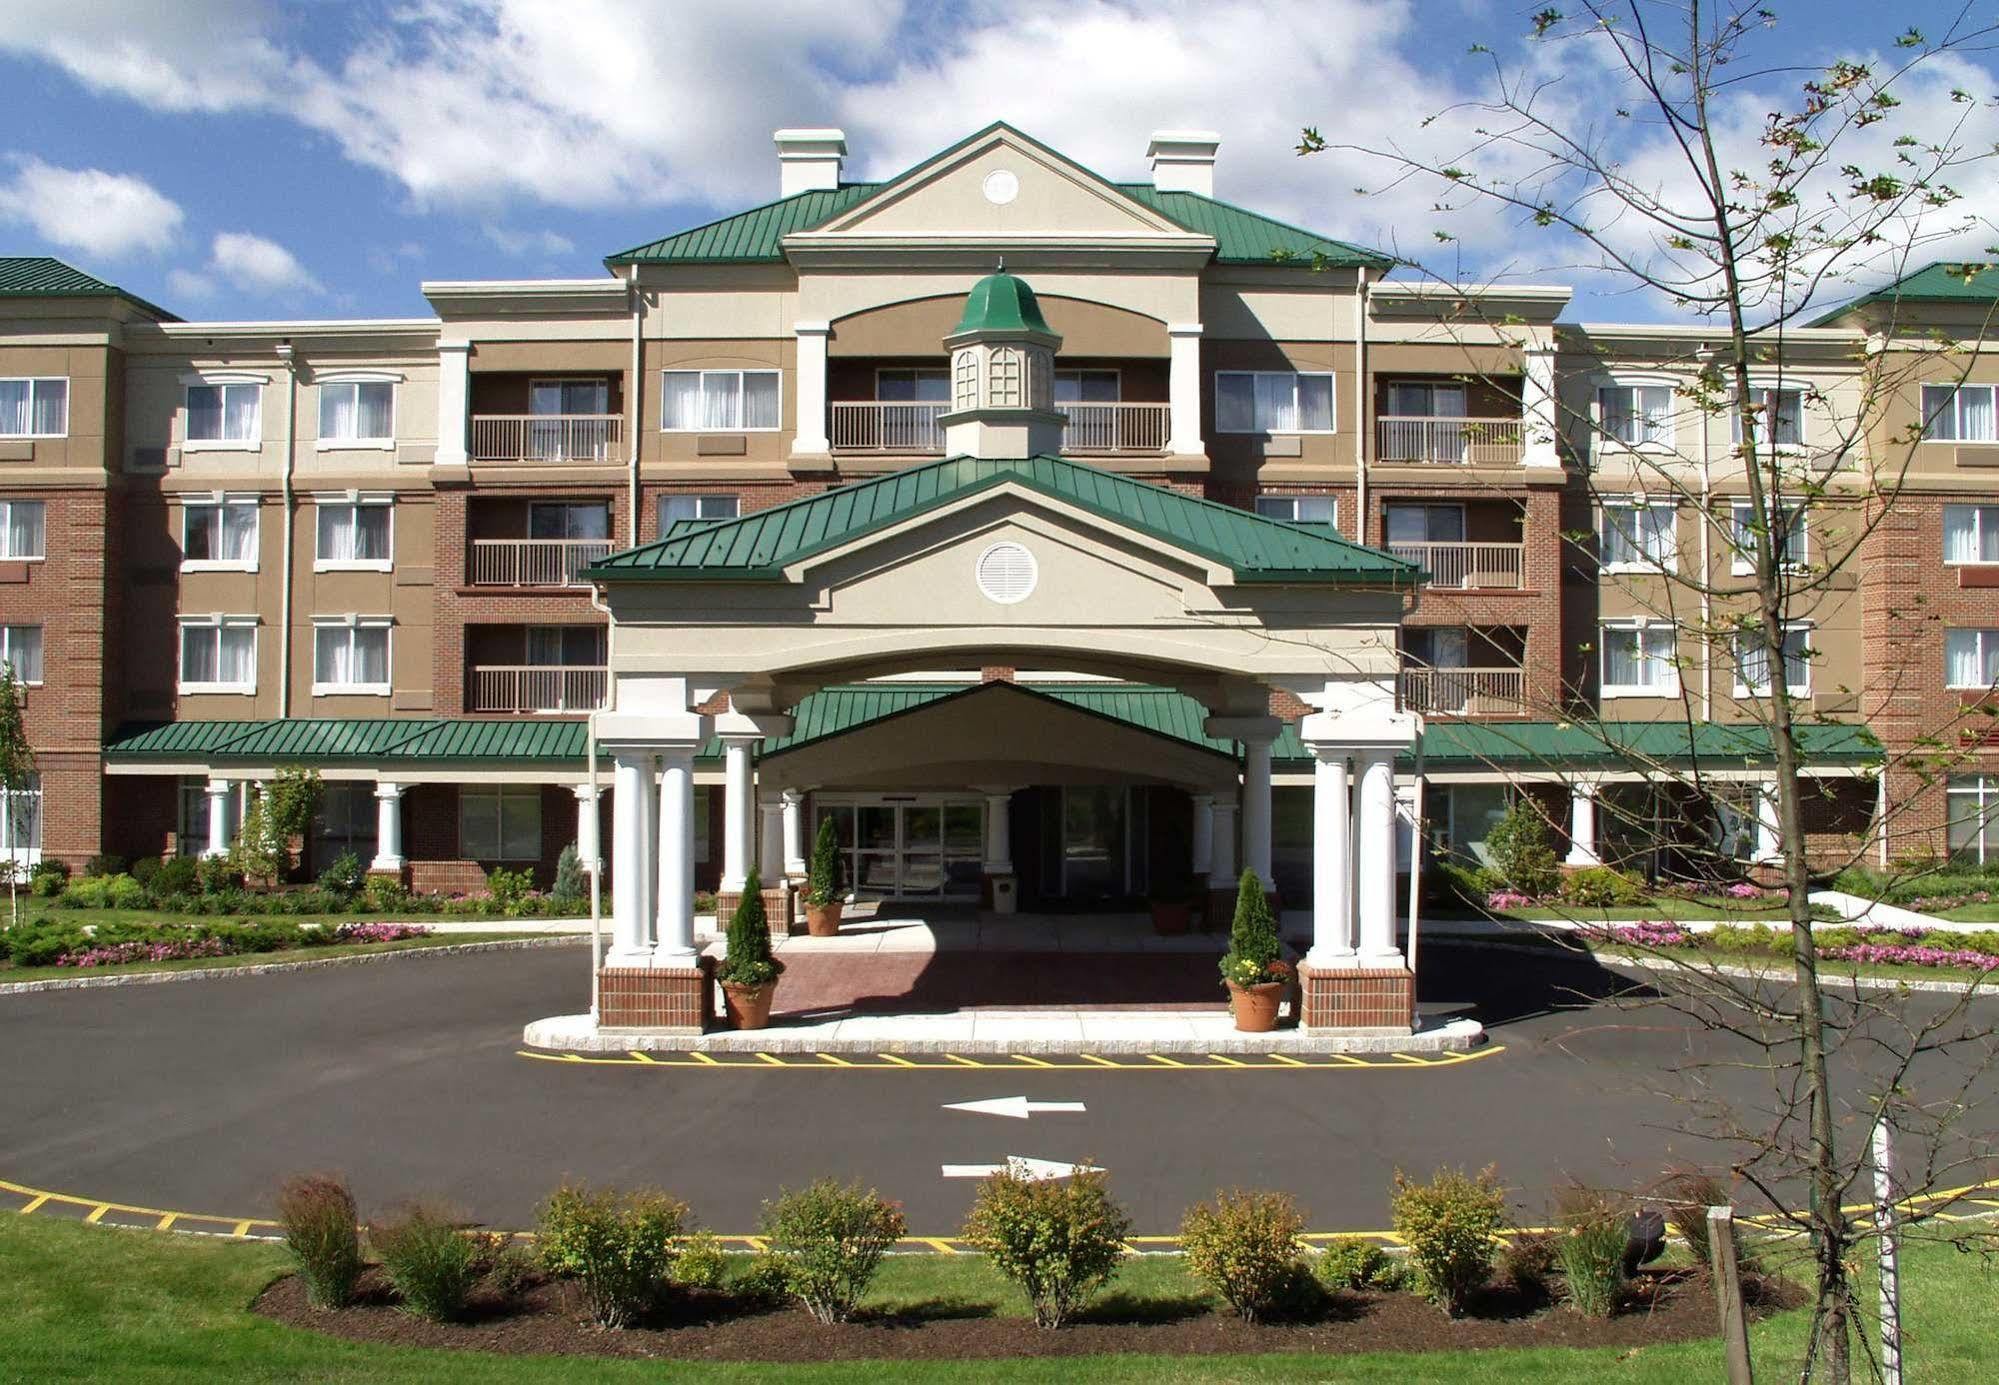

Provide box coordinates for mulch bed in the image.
[254,1265,1803,1362]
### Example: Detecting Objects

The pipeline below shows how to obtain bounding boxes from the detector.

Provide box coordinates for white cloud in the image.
[0,156,183,258]
[482,225,575,257]
[171,231,322,302]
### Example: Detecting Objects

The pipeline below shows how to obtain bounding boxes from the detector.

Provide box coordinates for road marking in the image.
[945,1096,1088,1120]
[878,1053,918,1067]
[84,1205,109,1225]
[514,1046,1510,1072]
[941,1155,1104,1181]
[755,1052,786,1066]
[627,1051,656,1064]
[18,1195,47,1215]
[156,1213,177,1231]
[1080,1053,1123,1068]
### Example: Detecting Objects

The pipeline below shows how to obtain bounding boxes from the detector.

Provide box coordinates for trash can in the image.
[991,875,1018,915]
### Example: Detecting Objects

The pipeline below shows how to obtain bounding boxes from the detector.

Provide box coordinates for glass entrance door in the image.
[815,796,986,899]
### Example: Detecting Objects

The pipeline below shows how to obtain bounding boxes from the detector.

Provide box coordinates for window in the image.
[658,494,740,528]
[185,382,261,444]
[530,379,609,417]
[1053,369,1120,403]
[1730,503,1809,573]
[1731,387,1804,448]
[875,369,950,402]
[309,784,377,873]
[1945,629,1999,689]
[1384,381,1467,417]
[178,618,257,693]
[1385,504,1466,544]
[0,378,67,437]
[1404,626,1469,668]
[0,500,45,559]
[312,619,391,694]
[661,369,780,430]
[177,777,237,857]
[0,773,40,868]
[317,380,395,446]
[526,626,606,667]
[1945,505,1999,563]
[1597,383,1674,446]
[1215,371,1334,433]
[1601,502,1677,569]
[1734,623,1811,696]
[181,497,258,570]
[1254,494,1336,525]
[528,502,610,541]
[1948,775,1999,865]
[0,626,42,684]
[1922,384,1997,442]
[315,497,392,571]
[1600,621,1678,695]
[459,786,542,860]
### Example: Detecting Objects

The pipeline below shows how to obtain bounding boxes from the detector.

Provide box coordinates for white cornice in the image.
[132,319,440,346]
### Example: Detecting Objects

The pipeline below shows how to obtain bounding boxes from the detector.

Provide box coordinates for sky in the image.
[0,0,1994,323]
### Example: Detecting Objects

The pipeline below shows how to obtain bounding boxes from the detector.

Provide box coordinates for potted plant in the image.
[715,868,784,1029]
[1218,868,1287,1032]
[803,815,844,936]
[1149,871,1196,936]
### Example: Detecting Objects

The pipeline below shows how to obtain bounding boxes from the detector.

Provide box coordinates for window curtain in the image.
[221,505,257,562]
[29,380,65,435]
[1254,373,1295,431]
[662,372,700,429]
[526,627,562,666]
[355,383,393,438]
[2,627,43,683]
[315,629,351,685]
[742,372,780,429]
[320,385,357,440]
[1737,633,1771,692]
[186,386,223,440]
[354,628,388,684]
[701,372,740,428]
[1296,375,1333,430]
[318,508,353,561]
[1216,374,1256,431]
[1604,629,1640,687]
[2,502,43,558]
[1922,384,1959,440]
[352,507,390,561]
[1946,507,1981,562]
[0,381,26,436]
[1964,386,1997,441]
[1947,630,1987,687]
[223,385,259,441]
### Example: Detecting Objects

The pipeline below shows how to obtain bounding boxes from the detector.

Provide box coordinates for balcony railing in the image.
[830,401,948,453]
[468,665,607,714]
[1387,541,1526,590]
[1400,666,1527,717]
[1059,402,1169,453]
[470,414,623,463]
[467,538,612,588]
[1376,416,1523,466]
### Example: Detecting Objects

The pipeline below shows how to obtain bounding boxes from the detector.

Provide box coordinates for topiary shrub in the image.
[805,815,842,907]
[1390,1165,1507,1318]
[962,1166,1132,1329]
[1179,1189,1306,1323]
[1559,865,1648,909]
[758,1178,906,1324]
[368,1203,478,1322]
[1315,1239,1391,1292]
[715,868,782,988]
[276,1174,363,1309]
[535,1183,688,1329]
[1551,1185,1627,1317]
[1485,802,1560,899]
[551,844,586,905]
[1219,868,1282,988]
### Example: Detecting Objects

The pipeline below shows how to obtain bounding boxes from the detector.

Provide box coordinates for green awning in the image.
[105,718,590,764]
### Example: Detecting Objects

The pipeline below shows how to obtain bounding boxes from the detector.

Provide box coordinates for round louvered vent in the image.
[975,541,1037,604]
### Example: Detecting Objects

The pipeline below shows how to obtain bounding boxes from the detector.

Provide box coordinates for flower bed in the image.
[1587,921,1999,973]
[3,918,434,971]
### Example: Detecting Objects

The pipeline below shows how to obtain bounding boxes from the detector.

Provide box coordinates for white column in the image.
[608,751,657,967]
[1167,322,1204,456]
[759,799,784,881]
[1207,799,1239,890]
[1357,750,1402,966]
[719,735,756,893]
[1306,750,1354,965]
[1189,793,1214,878]
[654,747,697,962]
[982,791,1014,876]
[203,778,233,859]
[1521,343,1560,468]
[1241,732,1276,889]
[791,322,831,456]
[573,783,601,869]
[781,787,808,878]
[1754,783,1782,864]
[370,782,405,871]
[1565,780,1602,867]
[435,341,470,467]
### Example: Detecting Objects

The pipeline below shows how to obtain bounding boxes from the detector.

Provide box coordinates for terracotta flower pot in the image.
[1150,899,1192,935]
[721,979,777,1030]
[1226,979,1287,1033]
[805,900,844,937]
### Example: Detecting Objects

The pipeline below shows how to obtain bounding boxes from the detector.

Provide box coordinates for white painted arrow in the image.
[940,1155,1104,1181]
[944,1096,1087,1121]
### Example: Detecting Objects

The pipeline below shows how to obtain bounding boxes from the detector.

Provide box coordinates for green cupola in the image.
[939,264,1066,459]
[951,266,1055,336]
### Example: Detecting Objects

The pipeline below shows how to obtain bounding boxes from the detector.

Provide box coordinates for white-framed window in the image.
[661,369,780,431]
[0,625,42,684]
[659,494,740,529]
[1596,383,1675,447]
[184,381,262,446]
[1600,620,1678,696]
[0,500,45,559]
[1945,505,1999,563]
[1945,628,1999,689]
[312,617,391,695]
[1729,502,1810,573]
[1254,494,1337,525]
[1601,501,1677,569]
[1922,383,1997,442]
[178,616,257,694]
[314,495,393,571]
[1948,774,1999,864]
[316,376,396,448]
[1734,623,1811,697]
[528,502,611,540]
[875,368,950,402]
[180,495,259,571]
[1215,371,1335,433]
[0,773,40,868]
[0,378,68,437]
[1053,369,1121,403]
[459,785,542,861]
[1730,386,1805,449]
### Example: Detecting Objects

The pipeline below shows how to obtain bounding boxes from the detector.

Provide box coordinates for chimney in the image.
[773,128,847,197]
[1146,130,1220,197]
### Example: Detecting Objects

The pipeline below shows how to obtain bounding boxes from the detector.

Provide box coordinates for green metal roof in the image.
[951,269,1054,336]
[0,255,177,319]
[105,718,589,764]
[584,454,1418,586]
[1809,260,1999,325]
[1392,719,1881,770]
[604,185,879,265]
[1111,186,1390,268]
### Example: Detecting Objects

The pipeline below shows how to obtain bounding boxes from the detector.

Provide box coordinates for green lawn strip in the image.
[7,1215,1990,1383]
[0,931,561,984]
[1457,931,1998,988]
[1487,901,1793,923]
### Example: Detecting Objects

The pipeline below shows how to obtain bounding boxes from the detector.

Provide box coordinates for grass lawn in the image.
[0,931,563,985]
[4,1215,1992,1383]
[1459,931,1999,988]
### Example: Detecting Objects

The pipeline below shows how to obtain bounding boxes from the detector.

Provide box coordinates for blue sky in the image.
[0,0,1992,322]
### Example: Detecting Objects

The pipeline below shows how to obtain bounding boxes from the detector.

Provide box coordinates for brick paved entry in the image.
[770,951,1230,1018]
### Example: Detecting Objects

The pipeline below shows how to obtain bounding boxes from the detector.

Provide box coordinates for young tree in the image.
[232,765,324,888]
[0,661,33,924]
[1305,6,1999,1380]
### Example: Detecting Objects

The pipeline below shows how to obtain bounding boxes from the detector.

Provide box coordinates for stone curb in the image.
[1445,935,1997,997]
[0,935,588,996]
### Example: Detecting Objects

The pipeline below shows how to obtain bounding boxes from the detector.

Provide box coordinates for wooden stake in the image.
[1709,1205,1755,1385]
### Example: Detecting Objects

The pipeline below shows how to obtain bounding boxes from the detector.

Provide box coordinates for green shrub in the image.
[735,1253,794,1308]
[486,1240,539,1298]
[671,1232,729,1291]
[805,815,842,907]
[1501,1231,1560,1298]
[149,856,200,900]
[5,919,82,967]
[1706,924,1787,956]
[535,1183,688,1329]
[486,866,534,908]
[368,1203,477,1322]
[1179,1189,1306,1323]
[1315,1239,1391,1292]
[1660,1170,1727,1272]
[83,853,125,879]
[962,1166,1132,1329]
[196,856,244,895]
[318,851,366,897]
[1485,802,1560,899]
[1219,868,1282,988]
[129,856,161,887]
[276,1174,363,1309]
[61,873,147,910]
[1368,1256,1416,1293]
[715,869,782,988]
[1559,866,1647,908]
[28,859,69,898]
[1390,1165,1507,1318]
[552,845,586,905]
[1551,1186,1627,1318]
[758,1178,906,1324]
[362,874,409,913]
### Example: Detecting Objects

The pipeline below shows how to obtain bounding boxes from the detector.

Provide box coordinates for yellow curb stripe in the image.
[919,1237,962,1254]
[1012,1054,1054,1067]
[18,1195,48,1216]
[877,1053,917,1067]
[1265,1053,1308,1066]
[156,1213,177,1232]
[231,1220,254,1239]
[687,1051,721,1066]
[1079,1053,1123,1067]
[1206,1054,1248,1067]
[84,1205,109,1225]
[755,1052,786,1065]
[1147,1054,1187,1067]
[943,1053,981,1067]
[626,1051,656,1064]
[815,1052,854,1067]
